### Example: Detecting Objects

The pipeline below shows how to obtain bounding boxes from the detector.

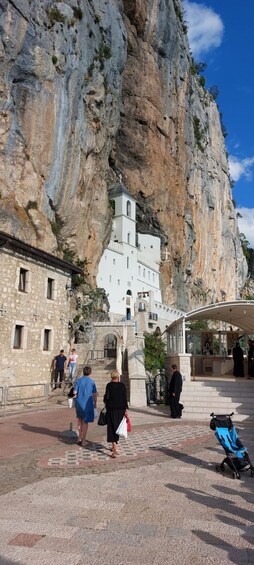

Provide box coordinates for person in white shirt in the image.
[68,348,78,382]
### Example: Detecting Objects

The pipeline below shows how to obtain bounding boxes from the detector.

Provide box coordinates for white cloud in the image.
[229,155,254,182]
[183,0,224,58]
[236,208,254,248]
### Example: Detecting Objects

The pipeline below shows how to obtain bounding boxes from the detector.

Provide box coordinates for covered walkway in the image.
[166,301,254,381]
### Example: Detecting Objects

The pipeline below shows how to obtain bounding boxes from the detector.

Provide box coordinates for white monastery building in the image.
[97,182,184,330]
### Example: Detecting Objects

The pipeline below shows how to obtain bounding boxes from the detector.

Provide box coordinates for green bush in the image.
[208,85,219,100]
[198,75,206,88]
[143,331,167,376]
[98,42,112,62]
[193,116,205,152]
[48,7,66,25]
[52,55,58,65]
[173,0,183,22]
[73,6,83,20]
[26,200,38,211]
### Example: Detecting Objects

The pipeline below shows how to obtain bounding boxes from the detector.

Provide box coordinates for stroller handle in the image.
[210,412,234,417]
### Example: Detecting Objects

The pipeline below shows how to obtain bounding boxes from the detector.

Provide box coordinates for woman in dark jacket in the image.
[104,369,128,458]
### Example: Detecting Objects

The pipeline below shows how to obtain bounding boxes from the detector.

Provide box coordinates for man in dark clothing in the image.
[232,341,244,377]
[247,340,254,379]
[53,349,67,389]
[168,364,183,419]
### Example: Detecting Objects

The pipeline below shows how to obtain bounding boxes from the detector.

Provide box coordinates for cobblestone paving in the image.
[45,424,210,467]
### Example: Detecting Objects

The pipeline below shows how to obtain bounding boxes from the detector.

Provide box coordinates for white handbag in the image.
[116,417,127,439]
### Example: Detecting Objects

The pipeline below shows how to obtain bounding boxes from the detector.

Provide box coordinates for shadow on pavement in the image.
[18,422,77,445]
[19,422,59,438]
[165,481,254,563]
[149,446,209,468]
[130,406,169,418]
[193,530,254,564]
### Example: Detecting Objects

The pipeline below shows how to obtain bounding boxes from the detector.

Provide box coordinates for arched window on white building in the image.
[126,200,131,217]
[127,232,131,244]
[126,290,132,320]
[138,266,141,275]
[127,257,129,269]
[110,200,115,215]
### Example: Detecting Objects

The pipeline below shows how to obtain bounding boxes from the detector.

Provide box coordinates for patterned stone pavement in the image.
[1,406,254,563]
[44,424,210,468]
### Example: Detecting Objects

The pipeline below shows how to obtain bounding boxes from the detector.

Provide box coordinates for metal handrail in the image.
[85,350,105,362]
[0,383,49,419]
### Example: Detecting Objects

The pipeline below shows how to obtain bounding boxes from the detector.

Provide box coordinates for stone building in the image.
[0,231,82,387]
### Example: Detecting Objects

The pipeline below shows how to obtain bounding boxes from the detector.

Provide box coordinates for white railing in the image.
[108,241,124,254]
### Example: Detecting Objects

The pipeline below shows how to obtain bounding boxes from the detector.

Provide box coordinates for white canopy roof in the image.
[168,301,254,334]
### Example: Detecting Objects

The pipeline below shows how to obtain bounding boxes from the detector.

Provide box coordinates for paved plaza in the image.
[0,405,254,564]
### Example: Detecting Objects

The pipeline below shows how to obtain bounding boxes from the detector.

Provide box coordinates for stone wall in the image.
[0,247,71,387]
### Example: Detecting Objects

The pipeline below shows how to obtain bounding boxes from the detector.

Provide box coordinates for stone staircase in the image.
[181,378,254,422]
[48,356,130,408]
[90,358,116,405]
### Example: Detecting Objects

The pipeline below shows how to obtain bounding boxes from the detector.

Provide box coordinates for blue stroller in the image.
[210,412,254,480]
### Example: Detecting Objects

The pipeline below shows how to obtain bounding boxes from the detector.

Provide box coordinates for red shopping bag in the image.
[126,416,131,432]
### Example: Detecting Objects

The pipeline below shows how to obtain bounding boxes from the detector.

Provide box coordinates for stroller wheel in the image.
[232,471,241,480]
[215,465,221,473]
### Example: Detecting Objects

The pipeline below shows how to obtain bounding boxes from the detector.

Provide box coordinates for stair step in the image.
[182,413,253,422]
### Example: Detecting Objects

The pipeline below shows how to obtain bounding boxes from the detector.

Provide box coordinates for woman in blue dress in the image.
[73,365,97,446]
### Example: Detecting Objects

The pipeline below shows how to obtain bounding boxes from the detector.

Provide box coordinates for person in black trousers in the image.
[232,341,244,377]
[53,349,67,389]
[168,364,183,419]
[104,370,128,457]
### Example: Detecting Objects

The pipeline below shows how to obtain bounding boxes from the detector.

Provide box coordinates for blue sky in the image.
[183,0,254,247]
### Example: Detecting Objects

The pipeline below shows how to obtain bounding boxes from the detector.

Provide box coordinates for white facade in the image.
[97,184,161,320]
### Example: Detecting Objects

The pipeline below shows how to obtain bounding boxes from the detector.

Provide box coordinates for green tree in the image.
[188,320,209,331]
[208,85,219,100]
[143,331,167,375]
[239,232,251,264]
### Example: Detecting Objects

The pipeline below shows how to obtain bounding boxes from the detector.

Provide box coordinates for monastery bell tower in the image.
[109,182,136,246]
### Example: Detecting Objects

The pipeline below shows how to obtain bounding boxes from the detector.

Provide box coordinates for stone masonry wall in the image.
[0,247,71,388]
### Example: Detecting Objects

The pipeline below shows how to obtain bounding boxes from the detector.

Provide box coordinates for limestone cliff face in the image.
[0,0,247,311]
